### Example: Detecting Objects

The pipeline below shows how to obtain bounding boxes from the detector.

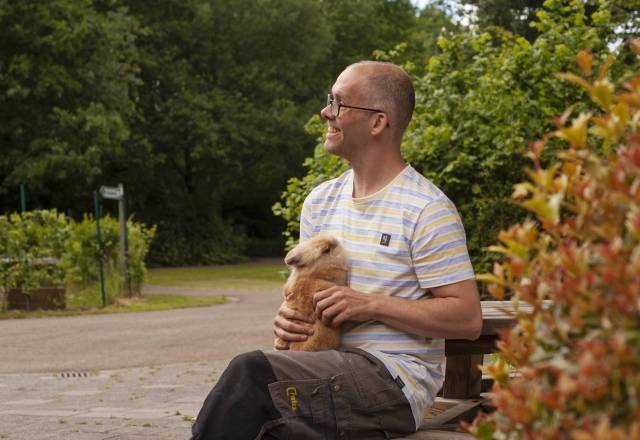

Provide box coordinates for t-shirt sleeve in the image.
[411,198,475,288]
[298,192,316,243]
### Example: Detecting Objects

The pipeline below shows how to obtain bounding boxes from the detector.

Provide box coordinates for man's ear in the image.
[370,112,389,136]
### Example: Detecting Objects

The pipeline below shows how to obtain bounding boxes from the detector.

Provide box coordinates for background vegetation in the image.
[0,209,154,298]
[1,0,639,275]
[471,43,640,439]
[0,0,449,265]
[275,0,640,277]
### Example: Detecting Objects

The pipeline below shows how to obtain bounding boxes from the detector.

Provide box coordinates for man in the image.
[191,61,482,440]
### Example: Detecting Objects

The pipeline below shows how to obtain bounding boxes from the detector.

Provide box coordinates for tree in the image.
[274,0,638,278]
[0,0,142,214]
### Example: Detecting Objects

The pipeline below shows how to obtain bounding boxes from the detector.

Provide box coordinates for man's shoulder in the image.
[306,169,352,201]
[395,166,452,207]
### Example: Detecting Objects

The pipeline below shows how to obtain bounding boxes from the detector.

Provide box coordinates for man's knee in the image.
[226,350,276,383]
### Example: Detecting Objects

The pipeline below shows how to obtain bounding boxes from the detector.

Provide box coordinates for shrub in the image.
[147,215,247,266]
[0,210,69,291]
[0,210,155,298]
[274,0,626,275]
[470,44,640,438]
[62,214,156,296]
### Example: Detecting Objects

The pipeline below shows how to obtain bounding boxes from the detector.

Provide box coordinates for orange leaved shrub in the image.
[470,41,640,439]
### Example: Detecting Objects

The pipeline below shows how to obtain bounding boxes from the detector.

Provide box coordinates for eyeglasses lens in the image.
[327,94,339,117]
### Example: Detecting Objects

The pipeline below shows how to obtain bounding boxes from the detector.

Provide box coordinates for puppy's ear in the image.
[322,236,339,254]
[284,246,303,267]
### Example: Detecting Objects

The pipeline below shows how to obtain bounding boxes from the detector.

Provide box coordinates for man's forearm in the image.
[371,294,481,340]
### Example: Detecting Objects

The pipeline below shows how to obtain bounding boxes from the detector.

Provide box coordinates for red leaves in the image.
[474,41,640,437]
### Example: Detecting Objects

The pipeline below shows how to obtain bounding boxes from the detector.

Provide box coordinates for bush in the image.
[273,0,631,277]
[0,210,155,298]
[147,215,247,266]
[0,210,69,290]
[470,44,640,438]
[62,214,156,296]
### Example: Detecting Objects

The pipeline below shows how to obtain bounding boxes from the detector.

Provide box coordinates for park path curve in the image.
[0,286,282,374]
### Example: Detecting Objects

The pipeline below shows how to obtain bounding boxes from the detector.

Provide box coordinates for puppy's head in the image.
[284,235,346,271]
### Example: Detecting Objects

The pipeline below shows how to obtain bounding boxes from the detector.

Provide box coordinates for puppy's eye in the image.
[322,246,331,254]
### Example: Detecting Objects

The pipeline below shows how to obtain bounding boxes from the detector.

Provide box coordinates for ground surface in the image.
[0,286,279,439]
[0,285,471,439]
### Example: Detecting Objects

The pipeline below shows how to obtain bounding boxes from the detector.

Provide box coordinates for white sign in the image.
[99,185,123,200]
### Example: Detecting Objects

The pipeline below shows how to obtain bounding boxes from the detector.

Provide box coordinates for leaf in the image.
[556,72,593,93]
[576,50,593,76]
[554,112,591,148]
[631,37,640,56]
[591,79,615,110]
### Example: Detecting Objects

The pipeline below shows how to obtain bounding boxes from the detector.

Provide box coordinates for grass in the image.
[0,294,227,320]
[146,258,287,289]
[0,259,286,319]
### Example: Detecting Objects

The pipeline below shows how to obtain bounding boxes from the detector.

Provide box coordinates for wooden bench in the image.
[399,301,533,439]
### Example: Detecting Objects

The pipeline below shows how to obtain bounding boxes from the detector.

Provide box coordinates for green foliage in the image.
[0,210,68,290]
[62,214,155,295]
[148,215,245,267]
[272,116,349,250]
[471,44,640,438]
[0,0,142,210]
[0,210,154,299]
[275,0,635,278]
[451,0,640,43]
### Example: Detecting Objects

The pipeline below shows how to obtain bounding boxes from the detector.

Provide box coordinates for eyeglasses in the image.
[326,94,385,118]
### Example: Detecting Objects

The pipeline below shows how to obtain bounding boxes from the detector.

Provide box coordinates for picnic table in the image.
[407,300,540,436]
[441,300,531,399]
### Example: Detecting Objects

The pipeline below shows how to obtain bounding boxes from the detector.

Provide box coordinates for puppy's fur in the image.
[283,235,348,351]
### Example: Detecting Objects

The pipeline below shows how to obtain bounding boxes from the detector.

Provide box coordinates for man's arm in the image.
[313,278,482,340]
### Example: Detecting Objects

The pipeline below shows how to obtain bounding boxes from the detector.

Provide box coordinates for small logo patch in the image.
[380,233,391,246]
[286,387,298,412]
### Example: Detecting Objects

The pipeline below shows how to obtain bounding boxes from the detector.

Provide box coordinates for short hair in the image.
[348,61,415,135]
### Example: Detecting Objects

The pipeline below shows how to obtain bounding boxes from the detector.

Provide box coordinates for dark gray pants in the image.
[191,348,415,440]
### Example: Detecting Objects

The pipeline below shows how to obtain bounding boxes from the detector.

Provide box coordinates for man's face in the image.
[320,67,373,159]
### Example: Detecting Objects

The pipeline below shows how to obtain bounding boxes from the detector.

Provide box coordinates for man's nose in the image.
[320,104,333,121]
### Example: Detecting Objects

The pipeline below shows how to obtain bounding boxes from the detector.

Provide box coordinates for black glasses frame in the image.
[326,94,385,118]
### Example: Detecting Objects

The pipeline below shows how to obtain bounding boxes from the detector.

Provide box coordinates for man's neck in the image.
[351,156,407,198]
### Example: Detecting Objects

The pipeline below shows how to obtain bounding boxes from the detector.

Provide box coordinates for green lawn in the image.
[1,260,287,319]
[146,258,287,289]
[0,294,227,320]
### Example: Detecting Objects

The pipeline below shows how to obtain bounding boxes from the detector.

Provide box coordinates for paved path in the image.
[0,286,281,439]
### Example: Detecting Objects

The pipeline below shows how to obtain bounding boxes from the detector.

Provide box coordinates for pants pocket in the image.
[268,378,335,439]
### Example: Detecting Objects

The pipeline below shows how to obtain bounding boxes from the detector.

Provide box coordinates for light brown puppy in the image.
[282,235,348,351]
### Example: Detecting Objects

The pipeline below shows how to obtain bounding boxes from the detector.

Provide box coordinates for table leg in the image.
[441,354,483,399]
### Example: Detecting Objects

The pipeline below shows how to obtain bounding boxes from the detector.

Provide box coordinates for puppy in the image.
[282,234,348,351]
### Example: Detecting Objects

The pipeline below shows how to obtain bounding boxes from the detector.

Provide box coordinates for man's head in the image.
[321,61,414,159]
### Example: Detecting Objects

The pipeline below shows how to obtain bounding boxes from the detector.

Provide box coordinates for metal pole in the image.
[20,183,27,213]
[93,191,106,307]
[117,184,129,296]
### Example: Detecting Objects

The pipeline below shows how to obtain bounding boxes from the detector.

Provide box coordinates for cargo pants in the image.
[190,348,416,440]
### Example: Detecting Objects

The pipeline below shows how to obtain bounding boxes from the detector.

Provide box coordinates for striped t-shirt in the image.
[299,165,475,429]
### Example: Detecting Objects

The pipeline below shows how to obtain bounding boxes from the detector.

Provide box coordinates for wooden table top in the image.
[480,300,552,335]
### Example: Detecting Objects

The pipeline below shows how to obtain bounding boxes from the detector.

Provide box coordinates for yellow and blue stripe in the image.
[300,165,474,429]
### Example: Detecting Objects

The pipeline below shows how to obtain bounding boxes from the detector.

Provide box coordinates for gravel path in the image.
[0,286,282,439]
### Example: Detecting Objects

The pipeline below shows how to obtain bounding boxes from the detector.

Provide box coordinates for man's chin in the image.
[324,140,343,156]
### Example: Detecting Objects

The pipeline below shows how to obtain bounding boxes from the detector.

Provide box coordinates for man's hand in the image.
[273,301,315,350]
[314,285,377,328]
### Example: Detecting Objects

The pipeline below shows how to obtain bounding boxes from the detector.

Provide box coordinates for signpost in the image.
[95,184,130,306]
[93,191,106,307]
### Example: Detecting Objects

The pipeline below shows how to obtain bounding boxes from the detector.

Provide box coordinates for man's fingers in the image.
[274,338,289,350]
[319,302,345,328]
[274,325,310,343]
[279,305,314,324]
[274,315,314,335]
